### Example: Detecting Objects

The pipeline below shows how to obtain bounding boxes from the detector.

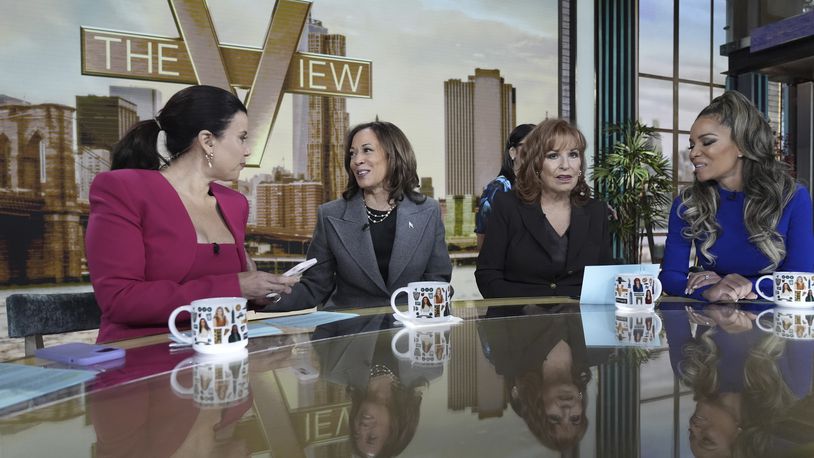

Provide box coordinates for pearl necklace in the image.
[364,196,395,224]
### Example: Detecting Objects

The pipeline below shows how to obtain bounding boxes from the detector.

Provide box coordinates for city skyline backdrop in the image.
[0,0,559,196]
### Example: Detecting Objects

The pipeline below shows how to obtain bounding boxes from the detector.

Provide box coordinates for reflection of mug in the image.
[391,327,451,366]
[757,308,814,340]
[756,272,814,308]
[170,349,250,408]
[614,273,662,311]
[391,281,452,321]
[614,310,663,346]
[169,297,248,354]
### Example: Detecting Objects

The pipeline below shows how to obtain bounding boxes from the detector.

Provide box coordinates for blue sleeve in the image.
[779,185,814,272]
[663,310,693,377]
[475,178,510,234]
[659,197,710,300]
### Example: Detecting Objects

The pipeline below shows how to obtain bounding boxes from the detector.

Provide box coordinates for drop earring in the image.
[205,149,214,168]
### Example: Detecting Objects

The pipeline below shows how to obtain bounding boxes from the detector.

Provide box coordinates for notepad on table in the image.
[579,264,661,305]
[263,311,358,329]
[0,363,96,412]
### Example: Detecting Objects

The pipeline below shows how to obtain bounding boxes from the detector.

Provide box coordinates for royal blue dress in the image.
[660,184,814,300]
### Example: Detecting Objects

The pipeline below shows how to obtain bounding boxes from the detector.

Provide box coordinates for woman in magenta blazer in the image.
[86,85,298,342]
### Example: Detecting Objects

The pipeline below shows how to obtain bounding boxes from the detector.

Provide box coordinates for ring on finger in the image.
[704,274,709,280]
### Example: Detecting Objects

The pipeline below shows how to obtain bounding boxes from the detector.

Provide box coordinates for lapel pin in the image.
[409,221,414,229]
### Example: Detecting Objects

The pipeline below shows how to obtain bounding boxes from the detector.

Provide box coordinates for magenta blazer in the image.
[86,170,248,343]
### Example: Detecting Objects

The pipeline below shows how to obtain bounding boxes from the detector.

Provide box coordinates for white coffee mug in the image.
[169,297,249,354]
[756,272,814,308]
[391,281,452,322]
[757,307,814,340]
[390,326,451,366]
[614,310,662,346]
[170,350,250,408]
[614,273,662,311]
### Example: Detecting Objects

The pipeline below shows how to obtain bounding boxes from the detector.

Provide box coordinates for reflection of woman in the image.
[227,324,241,343]
[479,306,604,452]
[313,315,439,457]
[661,91,814,302]
[214,307,227,327]
[475,123,536,250]
[476,119,613,298]
[89,344,252,457]
[274,122,452,311]
[664,303,814,457]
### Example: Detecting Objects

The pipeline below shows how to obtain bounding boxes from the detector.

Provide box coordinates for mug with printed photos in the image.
[391,281,453,322]
[390,326,451,366]
[170,350,250,408]
[614,310,662,347]
[757,308,814,340]
[169,297,249,354]
[756,272,814,308]
[614,273,662,311]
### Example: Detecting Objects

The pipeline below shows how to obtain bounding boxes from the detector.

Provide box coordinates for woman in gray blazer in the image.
[271,121,452,310]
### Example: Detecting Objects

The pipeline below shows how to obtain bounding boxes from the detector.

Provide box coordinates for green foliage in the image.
[592,121,673,263]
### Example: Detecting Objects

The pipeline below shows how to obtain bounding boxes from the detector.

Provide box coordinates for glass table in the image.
[1,298,812,457]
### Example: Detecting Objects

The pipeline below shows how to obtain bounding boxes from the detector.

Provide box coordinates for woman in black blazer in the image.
[476,119,612,298]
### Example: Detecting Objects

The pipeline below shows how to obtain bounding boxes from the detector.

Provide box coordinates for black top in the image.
[541,216,568,273]
[368,206,397,283]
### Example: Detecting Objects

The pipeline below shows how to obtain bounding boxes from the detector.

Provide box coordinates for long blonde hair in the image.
[679,91,795,272]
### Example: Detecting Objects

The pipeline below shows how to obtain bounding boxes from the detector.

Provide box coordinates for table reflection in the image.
[10,299,814,457]
[478,304,606,453]
[665,303,814,457]
[313,315,443,457]
[88,346,253,457]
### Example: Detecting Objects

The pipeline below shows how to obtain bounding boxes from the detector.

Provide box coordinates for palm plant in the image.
[592,121,673,264]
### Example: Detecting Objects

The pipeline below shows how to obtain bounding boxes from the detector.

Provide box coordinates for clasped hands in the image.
[685,271,757,302]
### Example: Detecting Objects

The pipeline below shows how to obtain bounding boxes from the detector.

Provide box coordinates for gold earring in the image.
[205,150,214,168]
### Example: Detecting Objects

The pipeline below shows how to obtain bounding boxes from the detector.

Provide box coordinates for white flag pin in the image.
[409,221,414,228]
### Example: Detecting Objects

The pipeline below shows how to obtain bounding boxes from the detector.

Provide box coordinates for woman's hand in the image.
[700,273,757,302]
[238,271,299,300]
[685,270,721,295]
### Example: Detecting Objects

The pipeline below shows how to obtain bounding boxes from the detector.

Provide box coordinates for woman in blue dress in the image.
[475,123,535,250]
[660,91,814,302]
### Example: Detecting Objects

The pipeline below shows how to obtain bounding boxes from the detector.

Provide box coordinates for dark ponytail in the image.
[499,123,536,184]
[111,85,247,170]
[111,120,161,170]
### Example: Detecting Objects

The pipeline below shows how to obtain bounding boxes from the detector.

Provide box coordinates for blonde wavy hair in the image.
[679,91,795,272]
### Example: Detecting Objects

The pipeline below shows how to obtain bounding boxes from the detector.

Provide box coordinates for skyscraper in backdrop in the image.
[444,69,516,197]
[292,16,350,203]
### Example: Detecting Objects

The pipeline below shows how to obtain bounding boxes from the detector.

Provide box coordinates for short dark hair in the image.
[111,85,247,170]
[342,121,425,204]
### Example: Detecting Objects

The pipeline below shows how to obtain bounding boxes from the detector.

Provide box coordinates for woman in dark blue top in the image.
[660,91,814,302]
[475,124,535,250]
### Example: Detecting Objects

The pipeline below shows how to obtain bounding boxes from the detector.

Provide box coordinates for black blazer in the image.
[475,190,612,298]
